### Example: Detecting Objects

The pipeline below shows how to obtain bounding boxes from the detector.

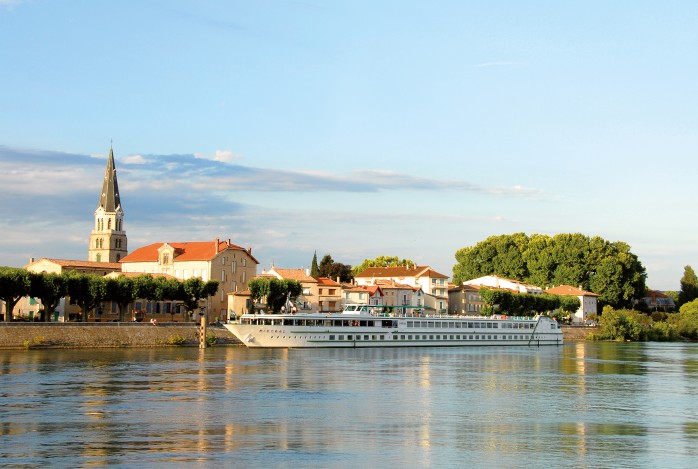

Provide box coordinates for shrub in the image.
[166,334,187,346]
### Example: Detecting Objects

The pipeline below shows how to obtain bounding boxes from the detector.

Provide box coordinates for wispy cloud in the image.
[194,149,242,163]
[123,154,147,164]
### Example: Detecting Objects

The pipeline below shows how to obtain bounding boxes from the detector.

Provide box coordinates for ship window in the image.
[338,335,344,340]
[407,322,414,328]
[393,335,398,340]
[347,335,353,340]
[493,323,499,329]
[427,321,434,328]
[467,322,473,328]
[329,335,335,340]
[455,322,461,328]
[450,335,454,340]
[436,335,440,340]
[364,335,369,340]
[408,335,412,340]
[448,322,454,328]
[429,335,434,340]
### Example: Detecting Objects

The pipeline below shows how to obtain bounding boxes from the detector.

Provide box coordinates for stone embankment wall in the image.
[561,325,598,341]
[0,324,241,349]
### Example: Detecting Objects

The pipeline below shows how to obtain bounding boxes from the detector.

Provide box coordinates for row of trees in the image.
[453,233,647,309]
[594,299,698,341]
[0,266,219,322]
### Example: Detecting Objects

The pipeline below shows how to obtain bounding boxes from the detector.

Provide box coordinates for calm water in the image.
[1,342,697,468]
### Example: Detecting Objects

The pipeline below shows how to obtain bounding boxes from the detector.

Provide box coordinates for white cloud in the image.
[123,154,147,164]
[194,149,242,163]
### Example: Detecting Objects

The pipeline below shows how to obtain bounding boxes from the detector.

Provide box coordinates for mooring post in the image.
[199,312,207,349]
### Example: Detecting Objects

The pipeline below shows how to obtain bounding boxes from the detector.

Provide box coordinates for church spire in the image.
[98,146,122,213]
[89,146,128,263]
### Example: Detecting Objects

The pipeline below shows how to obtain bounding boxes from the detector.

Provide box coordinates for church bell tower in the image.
[88,146,128,263]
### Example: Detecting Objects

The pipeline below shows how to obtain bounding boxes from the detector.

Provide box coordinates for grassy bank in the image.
[0,323,240,349]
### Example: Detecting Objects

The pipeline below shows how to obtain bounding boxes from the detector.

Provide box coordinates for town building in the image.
[19,258,122,321]
[463,275,544,294]
[545,285,599,324]
[343,284,384,306]
[641,290,676,312]
[120,238,258,322]
[448,283,484,316]
[353,265,449,313]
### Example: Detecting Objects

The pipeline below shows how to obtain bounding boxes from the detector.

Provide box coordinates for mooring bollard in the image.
[199,314,207,349]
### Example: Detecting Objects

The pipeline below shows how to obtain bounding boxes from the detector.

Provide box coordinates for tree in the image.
[318,254,353,283]
[65,272,106,322]
[351,256,415,276]
[310,251,320,277]
[452,233,647,309]
[248,277,302,313]
[104,275,137,322]
[678,265,698,307]
[29,272,67,322]
[179,277,219,317]
[0,267,31,322]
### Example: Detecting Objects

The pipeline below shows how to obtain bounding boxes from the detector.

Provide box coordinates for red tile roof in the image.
[270,268,317,283]
[315,277,341,286]
[354,265,448,279]
[120,239,259,264]
[546,285,599,297]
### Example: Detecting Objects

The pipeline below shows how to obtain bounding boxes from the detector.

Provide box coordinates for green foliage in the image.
[477,287,575,317]
[29,272,66,322]
[65,271,106,322]
[179,277,220,313]
[248,277,303,313]
[598,306,644,341]
[310,251,320,277]
[206,333,217,347]
[0,266,32,322]
[105,275,137,321]
[678,265,698,307]
[668,299,698,339]
[351,256,415,276]
[452,233,647,308]
[166,334,187,346]
[318,254,353,283]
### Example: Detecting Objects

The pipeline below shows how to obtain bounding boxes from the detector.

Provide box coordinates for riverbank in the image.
[0,323,596,349]
[0,323,240,349]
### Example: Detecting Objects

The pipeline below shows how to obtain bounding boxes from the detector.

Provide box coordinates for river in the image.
[1,342,697,468]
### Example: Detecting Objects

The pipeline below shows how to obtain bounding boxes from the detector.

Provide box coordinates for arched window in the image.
[162,253,169,264]
[108,219,112,230]
[96,253,102,262]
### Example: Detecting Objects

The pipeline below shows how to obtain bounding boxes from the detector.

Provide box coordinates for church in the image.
[19,147,257,322]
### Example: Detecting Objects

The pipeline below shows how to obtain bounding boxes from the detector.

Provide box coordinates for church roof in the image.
[98,147,122,213]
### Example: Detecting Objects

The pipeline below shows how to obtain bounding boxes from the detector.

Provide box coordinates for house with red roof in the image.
[121,238,259,322]
[354,265,449,313]
[545,284,599,324]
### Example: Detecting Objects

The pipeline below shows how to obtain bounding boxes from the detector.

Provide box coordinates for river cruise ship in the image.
[224,304,563,348]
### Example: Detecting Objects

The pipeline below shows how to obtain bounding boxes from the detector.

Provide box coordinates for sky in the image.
[1,0,697,290]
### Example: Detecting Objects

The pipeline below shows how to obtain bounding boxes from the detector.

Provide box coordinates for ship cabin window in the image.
[347,335,353,340]
[429,335,434,340]
[467,322,474,328]
[329,335,335,340]
[363,335,369,340]
[427,321,435,328]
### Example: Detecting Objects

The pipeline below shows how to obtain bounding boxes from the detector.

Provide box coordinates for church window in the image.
[96,253,102,262]
[116,254,120,261]
[108,219,112,230]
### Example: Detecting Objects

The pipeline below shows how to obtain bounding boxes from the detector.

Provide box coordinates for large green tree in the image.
[29,272,67,322]
[310,251,320,277]
[179,277,219,317]
[453,233,646,309]
[351,256,415,276]
[65,272,106,322]
[104,275,137,321]
[248,277,303,313]
[0,267,31,322]
[318,254,353,283]
[678,265,698,307]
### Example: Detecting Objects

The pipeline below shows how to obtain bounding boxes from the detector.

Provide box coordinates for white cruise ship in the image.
[224,304,564,348]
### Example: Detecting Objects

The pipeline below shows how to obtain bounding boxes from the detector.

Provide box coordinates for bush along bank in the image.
[589,299,698,342]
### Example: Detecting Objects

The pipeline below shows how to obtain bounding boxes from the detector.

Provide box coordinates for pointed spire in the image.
[98,147,122,212]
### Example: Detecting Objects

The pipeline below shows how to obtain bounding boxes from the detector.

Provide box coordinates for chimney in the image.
[227,238,231,247]
[215,237,219,254]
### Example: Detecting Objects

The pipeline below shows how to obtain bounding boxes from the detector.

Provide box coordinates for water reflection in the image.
[1,343,697,467]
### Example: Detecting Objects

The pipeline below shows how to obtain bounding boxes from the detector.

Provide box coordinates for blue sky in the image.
[1,0,697,290]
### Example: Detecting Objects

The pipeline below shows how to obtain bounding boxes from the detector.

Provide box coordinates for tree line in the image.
[453,232,647,309]
[479,288,580,318]
[0,266,219,322]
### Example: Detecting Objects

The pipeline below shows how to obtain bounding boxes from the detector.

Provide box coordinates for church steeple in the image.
[88,146,128,263]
